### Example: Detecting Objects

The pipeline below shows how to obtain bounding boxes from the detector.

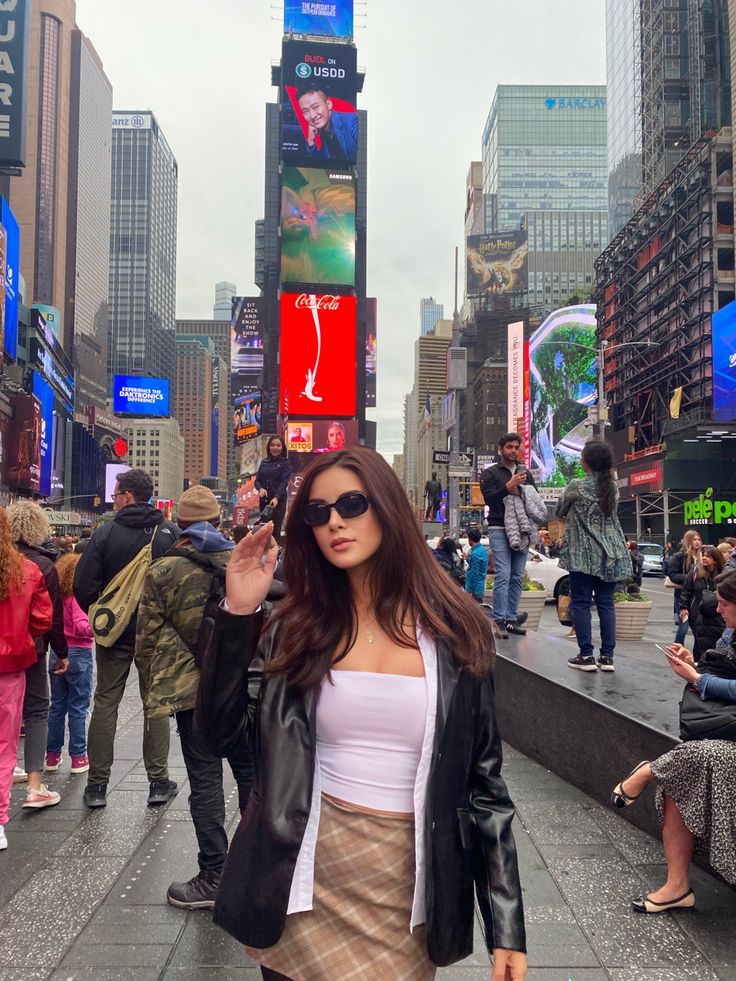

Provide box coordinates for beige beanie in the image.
[177,485,220,524]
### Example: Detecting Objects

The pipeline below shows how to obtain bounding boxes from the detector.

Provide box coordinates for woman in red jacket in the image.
[0,509,54,850]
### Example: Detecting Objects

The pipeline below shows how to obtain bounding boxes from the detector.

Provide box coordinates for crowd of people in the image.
[2,435,736,974]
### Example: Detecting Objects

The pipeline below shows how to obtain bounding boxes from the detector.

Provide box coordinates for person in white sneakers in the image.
[0,508,54,849]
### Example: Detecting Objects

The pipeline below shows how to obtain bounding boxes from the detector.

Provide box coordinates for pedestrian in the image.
[44,553,94,774]
[679,546,726,661]
[73,468,180,809]
[136,485,255,910]
[200,446,527,980]
[6,501,69,808]
[627,541,645,587]
[556,440,631,673]
[0,509,54,851]
[668,530,703,643]
[479,432,537,638]
[74,528,92,554]
[611,570,736,911]
[255,436,292,542]
[433,535,465,586]
[464,527,489,603]
[662,541,675,575]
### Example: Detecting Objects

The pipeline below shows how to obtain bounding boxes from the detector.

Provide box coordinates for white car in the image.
[638,543,664,576]
[427,539,569,600]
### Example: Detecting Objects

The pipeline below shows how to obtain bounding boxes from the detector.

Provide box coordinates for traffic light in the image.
[93,496,101,508]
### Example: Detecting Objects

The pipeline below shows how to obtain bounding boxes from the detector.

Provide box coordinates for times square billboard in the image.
[467,231,528,295]
[279,293,356,417]
[280,167,356,287]
[281,39,357,164]
[284,1,354,38]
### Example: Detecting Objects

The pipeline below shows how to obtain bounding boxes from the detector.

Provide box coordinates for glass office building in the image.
[482,85,608,233]
[108,111,178,388]
[606,0,642,239]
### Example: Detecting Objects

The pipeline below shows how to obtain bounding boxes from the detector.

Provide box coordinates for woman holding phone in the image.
[611,570,736,912]
[199,447,527,980]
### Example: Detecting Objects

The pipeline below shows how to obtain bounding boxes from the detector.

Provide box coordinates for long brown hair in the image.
[698,545,725,579]
[0,508,25,601]
[55,552,81,598]
[682,528,702,573]
[269,447,494,688]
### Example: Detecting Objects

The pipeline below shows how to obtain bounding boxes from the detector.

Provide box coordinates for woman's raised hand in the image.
[225,522,279,615]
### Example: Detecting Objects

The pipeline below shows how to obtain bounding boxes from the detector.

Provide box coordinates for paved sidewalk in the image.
[1,671,735,980]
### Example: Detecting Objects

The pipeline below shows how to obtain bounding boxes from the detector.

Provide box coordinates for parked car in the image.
[426,539,569,600]
[638,543,664,576]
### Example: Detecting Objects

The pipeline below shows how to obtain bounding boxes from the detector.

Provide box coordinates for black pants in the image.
[261,498,287,541]
[261,970,292,981]
[176,709,254,874]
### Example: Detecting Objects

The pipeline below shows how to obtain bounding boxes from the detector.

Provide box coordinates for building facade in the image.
[420,297,444,337]
[606,0,643,239]
[213,281,236,321]
[174,336,215,486]
[108,111,178,388]
[124,417,184,503]
[524,210,607,312]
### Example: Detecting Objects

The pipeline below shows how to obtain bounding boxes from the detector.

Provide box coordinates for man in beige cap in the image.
[136,484,253,910]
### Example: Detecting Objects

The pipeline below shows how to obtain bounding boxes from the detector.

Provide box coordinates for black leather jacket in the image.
[198,608,526,965]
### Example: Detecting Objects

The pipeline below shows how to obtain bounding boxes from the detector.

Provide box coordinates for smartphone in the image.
[655,643,677,661]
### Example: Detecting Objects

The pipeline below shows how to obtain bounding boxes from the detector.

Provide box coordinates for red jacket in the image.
[0,559,54,673]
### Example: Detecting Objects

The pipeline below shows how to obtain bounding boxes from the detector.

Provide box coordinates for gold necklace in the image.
[363,616,378,645]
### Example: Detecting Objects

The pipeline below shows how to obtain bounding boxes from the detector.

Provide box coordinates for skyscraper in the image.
[420,297,444,337]
[108,111,178,387]
[65,30,113,410]
[213,281,236,321]
[174,335,215,485]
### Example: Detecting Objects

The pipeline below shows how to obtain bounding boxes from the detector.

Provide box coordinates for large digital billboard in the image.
[281,39,357,163]
[2,197,19,361]
[32,372,54,497]
[529,305,597,486]
[0,0,30,168]
[366,297,377,408]
[713,299,736,420]
[232,389,262,447]
[281,167,355,286]
[7,392,40,493]
[284,0,354,37]
[279,293,356,417]
[230,297,264,385]
[113,375,170,416]
[467,231,528,295]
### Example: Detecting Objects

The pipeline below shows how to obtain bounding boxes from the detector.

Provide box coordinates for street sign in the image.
[432,450,451,465]
[449,469,472,479]
[457,451,475,469]
[539,487,564,504]
[43,510,81,525]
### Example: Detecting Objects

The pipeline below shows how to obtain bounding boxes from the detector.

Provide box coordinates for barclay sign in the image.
[683,488,736,525]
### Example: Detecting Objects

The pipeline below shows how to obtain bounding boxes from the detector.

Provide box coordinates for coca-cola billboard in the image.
[279,293,356,417]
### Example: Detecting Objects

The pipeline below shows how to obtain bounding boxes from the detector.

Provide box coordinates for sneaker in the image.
[515,611,529,627]
[83,783,108,809]
[568,655,598,672]
[506,622,527,636]
[45,751,62,771]
[598,657,615,672]
[22,784,61,809]
[0,826,6,850]
[70,755,90,774]
[493,620,509,639]
[167,870,221,910]
[12,766,27,784]
[148,779,178,806]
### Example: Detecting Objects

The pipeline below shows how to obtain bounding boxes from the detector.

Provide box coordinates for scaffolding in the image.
[641,0,665,197]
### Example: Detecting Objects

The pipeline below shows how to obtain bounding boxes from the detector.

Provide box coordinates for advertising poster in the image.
[280,167,356,286]
[281,40,357,163]
[113,375,170,416]
[507,321,525,437]
[284,0,354,37]
[232,389,262,446]
[238,436,263,479]
[32,371,54,497]
[713,299,736,420]
[285,418,360,506]
[7,392,41,493]
[230,296,264,386]
[2,197,19,361]
[529,305,597,486]
[365,297,377,408]
[279,293,357,417]
[467,232,528,295]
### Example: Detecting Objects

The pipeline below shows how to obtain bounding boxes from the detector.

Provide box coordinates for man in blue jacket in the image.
[297,85,358,161]
[464,527,489,603]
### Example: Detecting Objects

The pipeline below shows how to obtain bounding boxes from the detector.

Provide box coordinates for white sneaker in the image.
[0,826,7,850]
[22,784,61,809]
[13,766,27,783]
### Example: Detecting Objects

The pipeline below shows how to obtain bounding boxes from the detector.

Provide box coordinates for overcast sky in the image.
[75,0,605,457]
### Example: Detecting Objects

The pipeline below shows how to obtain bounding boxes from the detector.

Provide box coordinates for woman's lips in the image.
[331,538,353,551]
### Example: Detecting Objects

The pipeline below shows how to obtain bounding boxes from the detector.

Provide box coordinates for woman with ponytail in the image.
[557,440,631,672]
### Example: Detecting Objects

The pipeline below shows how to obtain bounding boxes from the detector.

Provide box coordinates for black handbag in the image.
[679,685,736,741]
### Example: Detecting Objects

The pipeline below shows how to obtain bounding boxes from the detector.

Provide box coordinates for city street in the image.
[2,586,736,981]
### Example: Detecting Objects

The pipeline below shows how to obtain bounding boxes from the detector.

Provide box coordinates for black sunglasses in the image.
[303,492,371,527]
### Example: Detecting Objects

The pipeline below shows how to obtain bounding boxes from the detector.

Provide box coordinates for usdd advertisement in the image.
[712,299,736,420]
[467,232,528,295]
[284,1,354,38]
[529,305,597,486]
[281,39,357,163]
[280,167,356,286]
[279,293,357,417]
[232,389,262,447]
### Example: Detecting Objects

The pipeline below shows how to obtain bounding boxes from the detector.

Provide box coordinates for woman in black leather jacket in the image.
[679,546,726,661]
[254,437,292,541]
[199,447,527,980]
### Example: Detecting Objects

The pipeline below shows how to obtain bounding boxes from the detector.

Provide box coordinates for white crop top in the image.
[316,670,428,813]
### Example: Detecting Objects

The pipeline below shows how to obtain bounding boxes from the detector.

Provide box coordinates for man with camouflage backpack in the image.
[136,485,254,910]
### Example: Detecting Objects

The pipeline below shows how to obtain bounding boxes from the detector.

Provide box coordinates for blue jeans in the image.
[47,647,94,757]
[489,528,528,622]
[570,572,616,660]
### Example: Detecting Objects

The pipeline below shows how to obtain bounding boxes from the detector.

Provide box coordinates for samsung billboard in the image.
[113,375,170,416]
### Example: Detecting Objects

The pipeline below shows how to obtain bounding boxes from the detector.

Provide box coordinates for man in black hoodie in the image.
[74,469,180,809]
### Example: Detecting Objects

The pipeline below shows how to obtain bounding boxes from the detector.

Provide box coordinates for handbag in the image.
[664,576,678,588]
[557,594,573,626]
[679,685,736,741]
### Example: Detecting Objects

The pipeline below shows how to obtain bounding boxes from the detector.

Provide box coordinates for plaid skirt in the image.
[245,794,437,980]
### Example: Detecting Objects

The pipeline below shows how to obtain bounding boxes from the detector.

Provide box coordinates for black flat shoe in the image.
[611,760,649,809]
[632,889,695,914]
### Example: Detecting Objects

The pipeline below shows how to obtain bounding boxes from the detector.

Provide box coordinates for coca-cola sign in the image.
[279,293,356,417]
